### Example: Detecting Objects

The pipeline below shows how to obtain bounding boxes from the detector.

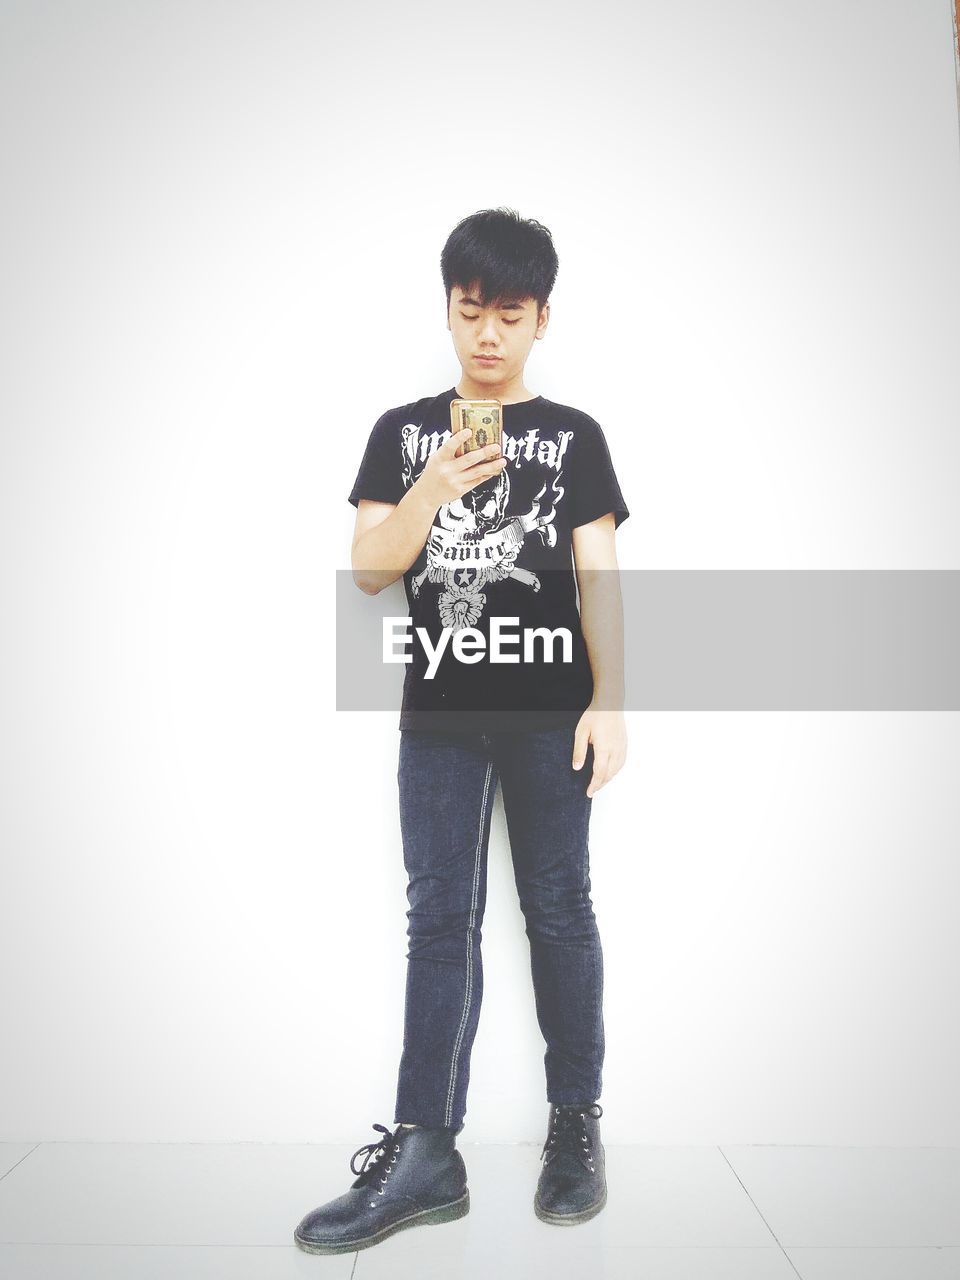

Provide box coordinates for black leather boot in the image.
[534,1102,606,1225]
[294,1120,470,1254]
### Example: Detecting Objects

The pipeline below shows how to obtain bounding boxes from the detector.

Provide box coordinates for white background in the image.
[1,0,959,1144]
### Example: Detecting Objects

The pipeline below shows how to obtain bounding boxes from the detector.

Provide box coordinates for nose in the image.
[478,314,501,344]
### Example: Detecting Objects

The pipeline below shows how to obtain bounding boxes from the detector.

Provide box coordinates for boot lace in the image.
[350,1121,404,1208]
[541,1103,602,1173]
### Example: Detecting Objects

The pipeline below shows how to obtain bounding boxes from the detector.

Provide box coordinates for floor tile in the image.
[354,1241,799,1279]
[0,1244,353,1277]
[0,1141,358,1248]
[785,1247,960,1279]
[0,1145,39,1180]
[721,1147,960,1247]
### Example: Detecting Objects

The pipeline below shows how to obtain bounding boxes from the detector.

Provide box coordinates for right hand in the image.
[416,428,507,508]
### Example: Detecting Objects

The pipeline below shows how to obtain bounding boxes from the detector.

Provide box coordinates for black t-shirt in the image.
[348,386,630,732]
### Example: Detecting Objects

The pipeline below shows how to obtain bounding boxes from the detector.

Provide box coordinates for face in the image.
[447,281,549,387]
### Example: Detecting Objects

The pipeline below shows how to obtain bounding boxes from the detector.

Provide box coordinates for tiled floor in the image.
[1,1140,958,1278]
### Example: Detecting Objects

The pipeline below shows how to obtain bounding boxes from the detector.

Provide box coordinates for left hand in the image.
[572,706,627,797]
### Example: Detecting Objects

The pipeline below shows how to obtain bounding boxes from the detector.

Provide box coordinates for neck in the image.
[455,371,537,405]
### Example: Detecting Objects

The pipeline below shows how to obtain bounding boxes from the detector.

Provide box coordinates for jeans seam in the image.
[443,757,494,1128]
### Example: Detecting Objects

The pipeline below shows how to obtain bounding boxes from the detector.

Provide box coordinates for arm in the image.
[351,486,441,596]
[571,512,628,795]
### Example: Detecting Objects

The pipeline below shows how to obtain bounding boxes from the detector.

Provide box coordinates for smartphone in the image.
[450,399,503,458]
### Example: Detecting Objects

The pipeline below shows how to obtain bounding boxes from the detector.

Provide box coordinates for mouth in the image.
[474,355,501,363]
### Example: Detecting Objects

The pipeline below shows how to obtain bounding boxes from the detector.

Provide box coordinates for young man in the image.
[295,208,629,1255]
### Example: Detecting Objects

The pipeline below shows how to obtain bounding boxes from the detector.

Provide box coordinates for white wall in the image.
[1,0,958,1144]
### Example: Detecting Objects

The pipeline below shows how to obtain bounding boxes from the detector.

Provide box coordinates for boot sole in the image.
[534,1183,607,1225]
[294,1188,470,1255]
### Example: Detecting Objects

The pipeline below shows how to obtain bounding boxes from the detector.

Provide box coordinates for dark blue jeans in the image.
[393,726,604,1132]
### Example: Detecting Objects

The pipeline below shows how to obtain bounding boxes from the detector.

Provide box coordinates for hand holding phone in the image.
[416,405,507,509]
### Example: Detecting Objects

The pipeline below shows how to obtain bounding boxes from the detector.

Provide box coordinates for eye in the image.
[459,313,521,325]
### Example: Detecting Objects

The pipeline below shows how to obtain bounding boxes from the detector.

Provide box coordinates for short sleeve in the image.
[347,408,408,508]
[567,415,630,530]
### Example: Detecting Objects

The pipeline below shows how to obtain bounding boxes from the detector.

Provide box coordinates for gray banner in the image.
[336,570,960,711]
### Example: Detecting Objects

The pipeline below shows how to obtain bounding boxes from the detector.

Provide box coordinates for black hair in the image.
[441,207,558,316]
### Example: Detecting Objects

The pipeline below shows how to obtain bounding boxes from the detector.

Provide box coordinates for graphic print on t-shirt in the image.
[399,421,573,632]
[347,388,630,727]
